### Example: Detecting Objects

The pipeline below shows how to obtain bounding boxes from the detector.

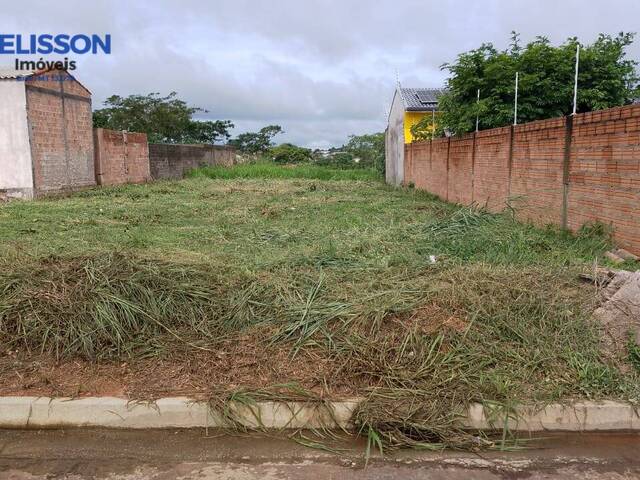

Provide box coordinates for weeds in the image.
[628,334,640,374]
[364,426,384,465]
[0,253,222,359]
[0,175,636,450]
[207,383,344,432]
[290,433,351,454]
[188,161,381,181]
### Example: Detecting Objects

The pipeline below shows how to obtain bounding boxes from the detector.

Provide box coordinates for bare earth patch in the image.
[0,326,352,400]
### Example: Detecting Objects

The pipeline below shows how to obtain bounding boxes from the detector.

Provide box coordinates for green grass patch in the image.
[629,335,640,374]
[0,170,637,450]
[187,161,381,181]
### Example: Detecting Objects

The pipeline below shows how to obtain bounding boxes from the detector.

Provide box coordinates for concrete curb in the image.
[466,400,640,432]
[0,397,638,432]
[0,397,360,430]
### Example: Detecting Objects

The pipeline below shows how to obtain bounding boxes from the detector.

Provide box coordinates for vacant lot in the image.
[0,163,638,448]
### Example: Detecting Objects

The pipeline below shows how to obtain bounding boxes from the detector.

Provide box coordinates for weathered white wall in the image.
[385,89,405,185]
[0,80,33,198]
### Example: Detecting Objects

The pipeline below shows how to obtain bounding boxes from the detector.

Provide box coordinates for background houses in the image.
[385,87,444,185]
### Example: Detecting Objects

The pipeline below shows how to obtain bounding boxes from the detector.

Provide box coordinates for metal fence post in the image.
[561,115,574,229]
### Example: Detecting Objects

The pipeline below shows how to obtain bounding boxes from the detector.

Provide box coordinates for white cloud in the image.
[2,0,639,146]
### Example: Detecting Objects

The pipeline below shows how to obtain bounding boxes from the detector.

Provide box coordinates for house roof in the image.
[0,66,92,95]
[400,87,446,111]
[0,67,35,79]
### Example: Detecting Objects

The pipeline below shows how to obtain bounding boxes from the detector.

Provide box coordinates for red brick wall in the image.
[567,104,640,253]
[404,142,430,191]
[402,104,640,255]
[447,133,474,205]
[26,87,66,191]
[473,127,511,212]
[94,128,151,186]
[429,138,449,200]
[25,69,95,195]
[510,117,566,225]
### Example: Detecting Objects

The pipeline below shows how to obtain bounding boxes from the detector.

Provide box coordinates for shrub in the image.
[331,152,355,168]
[343,132,384,173]
[313,151,365,169]
[270,143,313,164]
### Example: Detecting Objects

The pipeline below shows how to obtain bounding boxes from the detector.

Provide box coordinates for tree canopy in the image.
[93,92,234,144]
[270,143,313,164]
[228,125,283,154]
[437,32,640,135]
[343,132,385,173]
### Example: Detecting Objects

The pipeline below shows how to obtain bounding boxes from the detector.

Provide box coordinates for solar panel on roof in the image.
[416,91,435,104]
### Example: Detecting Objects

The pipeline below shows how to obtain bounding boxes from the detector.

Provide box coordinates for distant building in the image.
[385,87,444,185]
[0,67,94,199]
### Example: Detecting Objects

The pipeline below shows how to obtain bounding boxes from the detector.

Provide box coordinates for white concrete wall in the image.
[385,89,405,185]
[0,80,33,198]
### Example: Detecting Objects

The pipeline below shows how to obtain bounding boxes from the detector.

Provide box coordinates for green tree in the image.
[93,92,234,144]
[228,125,283,154]
[438,32,640,134]
[331,152,355,168]
[269,143,312,164]
[343,132,385,172]
[410,113,439,142]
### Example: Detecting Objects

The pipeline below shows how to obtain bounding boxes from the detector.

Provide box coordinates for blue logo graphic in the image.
[0,34,111,55]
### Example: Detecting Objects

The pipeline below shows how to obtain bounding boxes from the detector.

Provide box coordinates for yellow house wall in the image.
[403,111,439,143]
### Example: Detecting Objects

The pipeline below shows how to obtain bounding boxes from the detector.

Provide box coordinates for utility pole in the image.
[475,88,480,132]
[572,44,580,115]
[514,72,519,126]
[431,109,435,139]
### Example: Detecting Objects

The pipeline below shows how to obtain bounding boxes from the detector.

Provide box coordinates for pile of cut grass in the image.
[0,253,223,359]
[0,173,638,450]
[1,255,636,448]
[344,265,631,449]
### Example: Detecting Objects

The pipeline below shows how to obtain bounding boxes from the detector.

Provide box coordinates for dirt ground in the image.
[0,335,353,400]
[0,304,469,399]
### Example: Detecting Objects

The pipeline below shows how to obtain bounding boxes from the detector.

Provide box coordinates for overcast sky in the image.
[2,0,640,148]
